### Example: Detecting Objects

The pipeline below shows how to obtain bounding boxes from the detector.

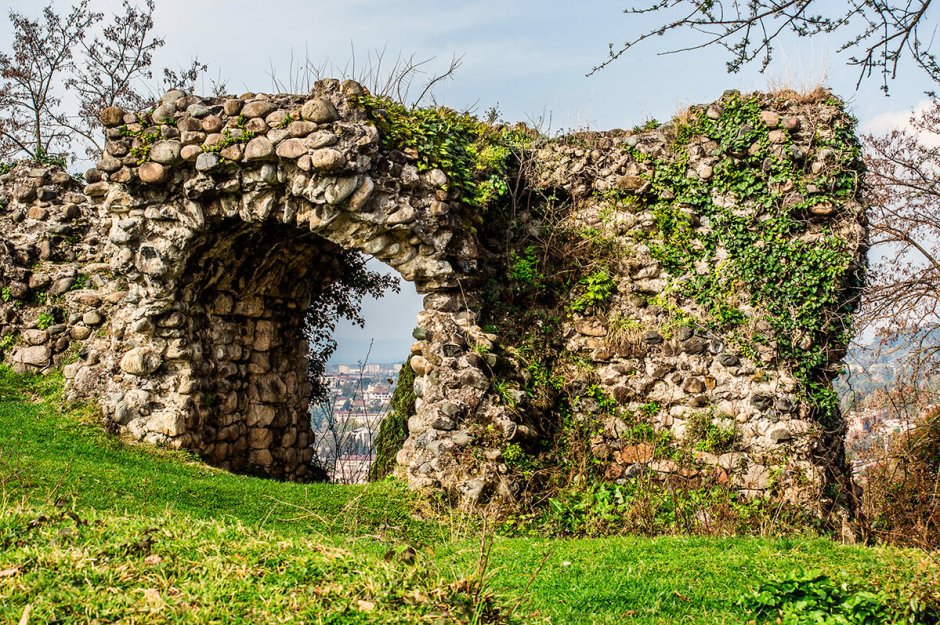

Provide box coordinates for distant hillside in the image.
[837,331,940,410]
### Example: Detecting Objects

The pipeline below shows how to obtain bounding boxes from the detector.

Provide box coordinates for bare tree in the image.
[0,1,99,161]
[62,0,163,158]
[598,1,938,93]
[313,344,392,484]
[862,101,940,368]
[1,1,215,164]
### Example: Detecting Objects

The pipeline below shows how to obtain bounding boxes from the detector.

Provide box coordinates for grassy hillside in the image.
[0,368,936,624]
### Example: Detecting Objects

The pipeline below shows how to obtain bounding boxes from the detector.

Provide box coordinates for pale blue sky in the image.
[2,1,932,363]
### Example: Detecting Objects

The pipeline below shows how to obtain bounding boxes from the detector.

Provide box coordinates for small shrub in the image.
[0,334,16,354]
[863,405,940,549]
[509,246,543,288]
[34,147,67,168]
[36,311,56,330]
[69,273,88,291]
[739,570,906,625]
[607,314,642,347]
[686,411,738,454]
[582,383,617,414]
[569,270,616,313]
[541,477,792,538]
[502,442,537,477]
[121,125,161,164]
[631,118,660,132]
[525,360,563,393]
[492,379,518,408]
[639,401,661,419]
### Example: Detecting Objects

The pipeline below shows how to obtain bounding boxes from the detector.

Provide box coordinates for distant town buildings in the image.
[845,405,917,476]
[365,384,392,402]
[311,362,404,483]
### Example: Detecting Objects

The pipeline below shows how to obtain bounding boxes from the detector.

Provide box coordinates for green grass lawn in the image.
[0,369,935,624]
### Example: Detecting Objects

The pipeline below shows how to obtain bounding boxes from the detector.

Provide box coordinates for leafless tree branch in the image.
[597,1,936,93]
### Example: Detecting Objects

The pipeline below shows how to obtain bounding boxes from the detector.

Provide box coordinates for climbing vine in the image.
[201,128,256,156]
[119,123,160,164]
[351,94,532,217]
[626,93,863,425]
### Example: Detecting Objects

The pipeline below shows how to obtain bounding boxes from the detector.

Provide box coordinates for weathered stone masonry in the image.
[0,81,866,513]
[82,79,476,481]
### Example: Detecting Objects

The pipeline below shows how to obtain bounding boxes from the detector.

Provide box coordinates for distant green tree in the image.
[368,361,415,482]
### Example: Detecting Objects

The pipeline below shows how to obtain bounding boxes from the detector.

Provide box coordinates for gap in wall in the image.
[312,258,422,483]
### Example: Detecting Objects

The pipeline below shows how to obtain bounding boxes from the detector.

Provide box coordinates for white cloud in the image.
[862,99,932,134]
[862,99,940,148]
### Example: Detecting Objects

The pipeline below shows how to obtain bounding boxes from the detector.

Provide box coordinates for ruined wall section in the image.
[74,79,503,481]
[364,91,866,512]
[480,90,867,509]
[0,164,118,393]
[0,84,867,516]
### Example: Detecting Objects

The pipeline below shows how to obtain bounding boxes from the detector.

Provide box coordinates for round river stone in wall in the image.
[245,137,274,160]
[300,98,338,123]
[138,162,168,184]
[120,348,162,376]
[310,148,344,171]
[150,141,183,165]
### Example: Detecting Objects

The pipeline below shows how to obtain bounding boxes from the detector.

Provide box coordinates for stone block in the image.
[13,345,50,367]
[120,348,161,376]
[249,427,274,449]
[245,136,274,161]
[247,403,276,427]
[300,98,338,123]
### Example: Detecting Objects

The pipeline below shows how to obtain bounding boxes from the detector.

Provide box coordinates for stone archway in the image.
[59,81,868,514]
[87,79,492,482]
[142,220,354,479]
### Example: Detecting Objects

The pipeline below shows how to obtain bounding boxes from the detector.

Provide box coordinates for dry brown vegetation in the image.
[861,403,940,549]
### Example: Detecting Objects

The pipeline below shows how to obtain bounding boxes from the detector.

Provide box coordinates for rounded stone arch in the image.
[88,79,491,481]
[69,82,869,514]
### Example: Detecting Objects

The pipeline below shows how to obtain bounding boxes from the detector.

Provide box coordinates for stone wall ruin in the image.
[0,80,867,515]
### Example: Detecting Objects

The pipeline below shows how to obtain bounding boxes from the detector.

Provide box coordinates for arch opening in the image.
[171,216,397,481]
[312,260,421,483]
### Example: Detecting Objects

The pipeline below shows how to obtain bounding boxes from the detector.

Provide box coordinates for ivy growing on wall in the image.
[351,94,532,219]
[626,93,863,426]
